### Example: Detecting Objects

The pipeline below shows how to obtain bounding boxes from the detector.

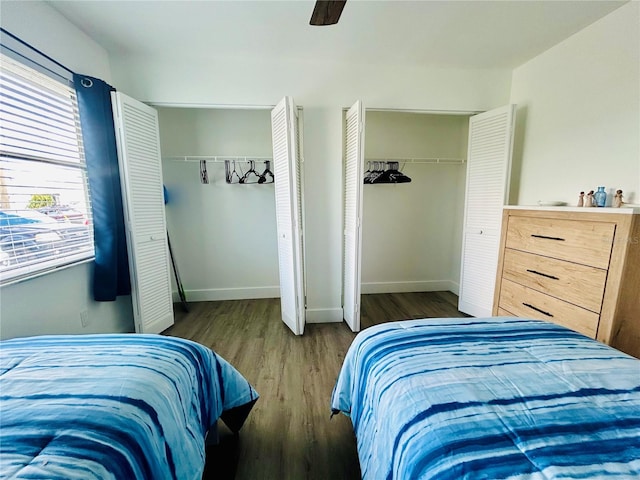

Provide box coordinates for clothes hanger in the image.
[372,161,411,184]
[226,160,241,184]
[370,161,389,184]
[240,160,261,184]
[258,160,274,184]
[387,161,411,183]
[363,161,373,184]
[199,160,209,184]
[371,161,390,184]
[367,161,383,184]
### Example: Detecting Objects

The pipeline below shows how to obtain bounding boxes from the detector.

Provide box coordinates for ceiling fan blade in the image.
[310,0,347,26]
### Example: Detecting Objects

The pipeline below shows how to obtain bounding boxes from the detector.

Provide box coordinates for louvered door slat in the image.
[459,105,515,318]
[343,101,364,332]
[112,92,174,334]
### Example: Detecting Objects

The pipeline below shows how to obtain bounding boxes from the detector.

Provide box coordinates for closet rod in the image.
[365,157,466,164]
[164,156,272,163]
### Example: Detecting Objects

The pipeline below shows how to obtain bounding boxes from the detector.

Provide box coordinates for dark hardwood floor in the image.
[164,291,465,480]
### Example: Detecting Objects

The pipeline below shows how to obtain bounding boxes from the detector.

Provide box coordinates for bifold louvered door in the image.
[271,97,305,335]
[343,101,365,332]
[458,104,516,318]
[112,92,174,334]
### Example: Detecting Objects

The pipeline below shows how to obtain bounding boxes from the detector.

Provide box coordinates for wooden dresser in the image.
[493,207,640,358]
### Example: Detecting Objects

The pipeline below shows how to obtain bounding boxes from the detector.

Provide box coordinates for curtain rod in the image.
[0,28,76,87]
[1,44,71,84]
[1,28,75,76]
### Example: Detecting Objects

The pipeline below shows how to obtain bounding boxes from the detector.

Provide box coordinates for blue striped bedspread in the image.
[0,334,258,480]
[331,317,640,479]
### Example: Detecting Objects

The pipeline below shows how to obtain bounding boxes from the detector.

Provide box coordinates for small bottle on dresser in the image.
[594,187,607,207]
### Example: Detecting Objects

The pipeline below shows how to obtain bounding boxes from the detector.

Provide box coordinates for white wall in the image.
[0,2,134,339]
[0,264,133,339]
[0,1,112,82]
[361,111,469,294]
[110,55,511,322]
[158,107,280,301]
[510,1,639,207]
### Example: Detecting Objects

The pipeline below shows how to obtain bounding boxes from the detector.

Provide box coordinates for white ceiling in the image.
[48,0,627,69]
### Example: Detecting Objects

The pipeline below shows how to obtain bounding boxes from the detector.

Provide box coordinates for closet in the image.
[343,106,470,331]
[112,92,306,335]
[115,96,306,335]
[342,103,515,331]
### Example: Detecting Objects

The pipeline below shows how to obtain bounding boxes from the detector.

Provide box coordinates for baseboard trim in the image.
[173,286,280,302]
[305,308,343,324]
[361,280,459,295]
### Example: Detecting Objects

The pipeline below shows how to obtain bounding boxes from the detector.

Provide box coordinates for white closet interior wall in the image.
[158,107,280,301]
[362,111,470,294]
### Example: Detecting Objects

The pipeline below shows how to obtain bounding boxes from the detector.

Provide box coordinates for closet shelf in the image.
[165,155,272,163]
[365,157,465,165]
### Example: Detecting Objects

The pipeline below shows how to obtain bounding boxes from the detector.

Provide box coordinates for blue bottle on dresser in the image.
[594,186,607,207]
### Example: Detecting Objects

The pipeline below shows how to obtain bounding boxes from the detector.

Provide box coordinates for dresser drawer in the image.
[498,279,599,338]
[502,248,607,313]
[505,216,615,269]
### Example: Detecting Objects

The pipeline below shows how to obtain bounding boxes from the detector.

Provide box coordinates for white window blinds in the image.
[0,54,94,284]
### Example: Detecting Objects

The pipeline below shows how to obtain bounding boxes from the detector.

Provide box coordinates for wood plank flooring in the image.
[164,291,465,480]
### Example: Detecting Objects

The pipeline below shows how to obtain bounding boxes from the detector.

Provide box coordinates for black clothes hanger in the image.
[363,161,370,183]
[371,161,411,184]
[226,160,242,184]
[365,161,384,184]
[240,160,261,184]
[258,160,275,184]
[371,162,390,184]
[387,161,411,183]
[363,161,374,184]
[200,160,209,184]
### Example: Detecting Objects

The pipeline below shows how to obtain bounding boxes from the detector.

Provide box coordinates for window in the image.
[0,54,94,284]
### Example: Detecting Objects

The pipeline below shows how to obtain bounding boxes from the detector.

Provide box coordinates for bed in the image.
[0,334,258,480]
[331,317,640,479]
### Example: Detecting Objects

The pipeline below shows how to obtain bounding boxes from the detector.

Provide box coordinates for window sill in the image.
[0,256,94,288]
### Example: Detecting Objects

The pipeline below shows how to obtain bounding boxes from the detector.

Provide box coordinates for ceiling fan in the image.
[310,0,347,26]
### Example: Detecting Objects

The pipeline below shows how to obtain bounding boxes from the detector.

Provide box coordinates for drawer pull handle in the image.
[523,302,554,318]
[531,234,565,241]
[526,269,559,280]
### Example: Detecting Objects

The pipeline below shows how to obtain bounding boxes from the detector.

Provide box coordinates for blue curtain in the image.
[73,74,131,301]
